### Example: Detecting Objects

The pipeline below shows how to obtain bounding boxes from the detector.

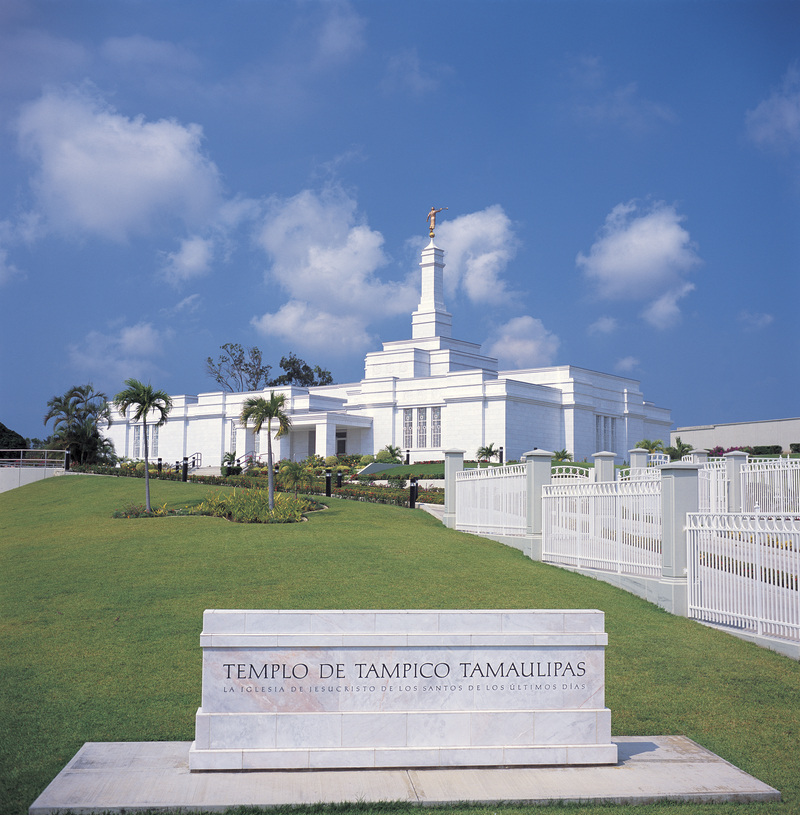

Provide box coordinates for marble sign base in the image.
[190,609,616,771]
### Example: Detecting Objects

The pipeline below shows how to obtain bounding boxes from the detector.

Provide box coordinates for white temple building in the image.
[105,238,672,467]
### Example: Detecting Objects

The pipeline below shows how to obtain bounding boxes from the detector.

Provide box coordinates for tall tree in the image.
[0,422,27,457]
[43,383,113,465]
[113,379,173,512]
[271,352,333,387]
[205,343,272,392]
[240,392,292,509]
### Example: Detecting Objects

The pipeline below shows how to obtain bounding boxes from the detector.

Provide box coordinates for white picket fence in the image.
[541,478,662,577]
[454,464,527,537]
[699,460,728,513]
[687,512,800,643]
[452,455,800,647]
[741,459,800,513]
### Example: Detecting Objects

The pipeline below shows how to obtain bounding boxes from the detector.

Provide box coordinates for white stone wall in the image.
[671,417,800,453]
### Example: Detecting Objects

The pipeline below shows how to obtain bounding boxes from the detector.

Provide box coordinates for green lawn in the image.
[1,474,799,815]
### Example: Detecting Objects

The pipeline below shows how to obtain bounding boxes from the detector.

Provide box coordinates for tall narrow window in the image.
[150,425,159,458]
[133,425,141,459]
[595,415,617,453]
[403,409,413,448]
[431,406,441,447]
[336,430,347,456]
[417,408,427,448]
[230,421,236,454]
[253,428,260,456]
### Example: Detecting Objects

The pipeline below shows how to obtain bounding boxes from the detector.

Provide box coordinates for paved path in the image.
[29,736,778,813]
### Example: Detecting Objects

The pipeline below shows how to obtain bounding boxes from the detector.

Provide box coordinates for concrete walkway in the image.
[29,736,779,813]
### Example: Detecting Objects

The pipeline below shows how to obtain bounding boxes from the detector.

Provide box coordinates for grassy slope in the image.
[1,475,798,815]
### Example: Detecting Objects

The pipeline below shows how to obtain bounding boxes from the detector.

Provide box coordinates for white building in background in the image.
[105,239,671,467]
[671,417,800,453]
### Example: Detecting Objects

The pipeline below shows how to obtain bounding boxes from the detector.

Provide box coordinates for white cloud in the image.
[0,222,22,285]
[570,56,676,135]
[16,86,223,241]
[614,356,639,373]
[161,235,214,284]
[640,282,695,329]
[252,300,376,356]
[314,3,366,66]
[382,49,447,96]
[483,316,560,369]
[577,200,701,328]
[68,322,171,387]
[101,35,200,72]
[739,310,774,331]
[434,205,519,305]
[746,65,800,154]
[252,187,417,353]
[161,293,201,317]
[0,243,21,286]
[588,316,617,335]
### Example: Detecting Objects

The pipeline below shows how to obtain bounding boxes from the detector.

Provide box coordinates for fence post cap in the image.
[522,449,553,459]
[444,448,466,454]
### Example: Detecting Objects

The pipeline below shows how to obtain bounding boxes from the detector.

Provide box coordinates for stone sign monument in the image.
[190,609,616,770]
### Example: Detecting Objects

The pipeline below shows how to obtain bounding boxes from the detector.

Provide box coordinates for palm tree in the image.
[553,449,573,462]
[634,439,665,454]
[664,436,693,461]
[280,461,312,498]
[113,379,173,512]
[476,443,498,464]
[43,383,114,465]
[240,391,292,509]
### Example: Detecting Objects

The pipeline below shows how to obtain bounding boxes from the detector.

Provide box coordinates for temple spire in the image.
[412,238,452,339]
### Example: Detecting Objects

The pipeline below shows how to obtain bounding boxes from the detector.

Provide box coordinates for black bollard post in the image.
[64,450,70,472]
[409,477,417,509]
[406,449,410,465]
[499,446,504,465]
[325,469,332,497]
[182,457,188,482]
[157,457,162,473]
[336,471,342,488]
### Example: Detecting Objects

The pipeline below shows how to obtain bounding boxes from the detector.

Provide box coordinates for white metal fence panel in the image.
[542,478,662,577]
[687,512,800,642]
[699,461,728,513]
[551,465,592,482]
[455,464,527,537]
[741,459,800,513]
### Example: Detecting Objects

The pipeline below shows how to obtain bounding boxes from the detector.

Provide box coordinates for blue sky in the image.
[1,0,798,442]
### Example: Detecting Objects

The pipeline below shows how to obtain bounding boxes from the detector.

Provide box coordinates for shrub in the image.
[359,454,375,466]
[751,445,782,456]
[791,443,800,454]
[195,489,320,523]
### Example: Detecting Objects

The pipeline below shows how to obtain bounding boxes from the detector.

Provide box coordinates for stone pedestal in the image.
[190,609,616,771]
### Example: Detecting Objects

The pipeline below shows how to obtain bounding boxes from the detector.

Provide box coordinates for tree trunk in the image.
[143,418,151,512]
[266,419,274,510]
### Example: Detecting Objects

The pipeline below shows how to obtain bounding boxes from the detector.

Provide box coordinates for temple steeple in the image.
[411,239,452,338]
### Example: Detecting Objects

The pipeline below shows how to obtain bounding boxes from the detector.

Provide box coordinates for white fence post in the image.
[629,448,648,472]
[443,448,465,529]
[523,450,553,560]
[724,450,748,512]
[593,451,616,483]
[659,462,700,617]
